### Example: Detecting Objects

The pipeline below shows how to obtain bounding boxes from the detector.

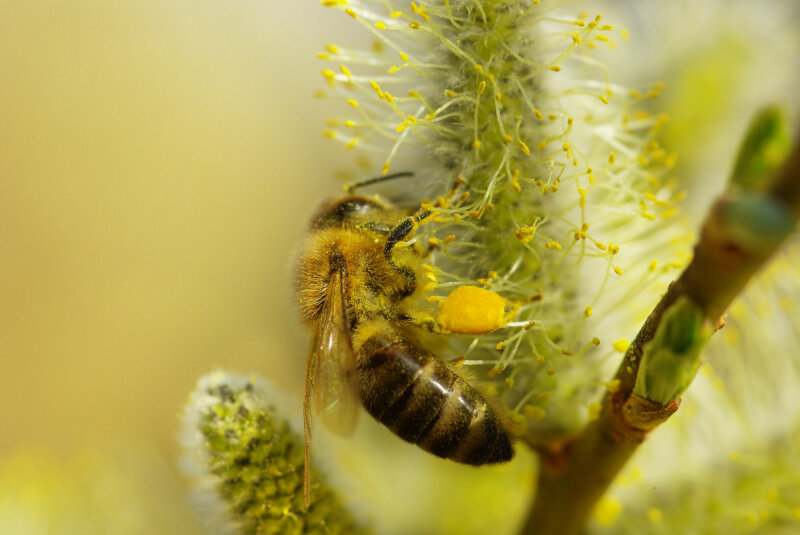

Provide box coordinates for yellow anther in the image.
[444,89,455,98]
[641,212,656,221]
[648,260,659,272]
[408,22,420,29]
[524,321,535,330]
[599,94,609,104]
[477,278,491,286]
[384,92,394,103]
[592,337,601,346]
[637,155,649,166]
[375,22,386,29]
[588,174,595,184]
[563,142,570,152]
[544,240,562,250]
[473,140,482,149]
[345,138,359,150]
[548,113,559,120]
[408,89,421,98]
[321,69,336,80]
[422,282,437,292]
[519,141,530,155]
[382,163,390,175]
[571,33,582,44]
[427,237,439,246]
[411,1,430,21]
[345,8,357,18]
[613,266,623,276]
[574,19,585,26]
[608,152,616,164]
[477,81,486,94]
[504,377,514,389]
[487,270,498,279]
[407,115,417,123]
[474,64,483,72]
[581,222,589,231]
[550,65,562,72]
[325,44,340,54]
[399,52,409,62]
[443,235,456,244]
[322,130,337,140]
[537,141,548,152]
[390,10,402,17]
[612,339,629,353]
[495,93,502,102]
[388,65,402,74]
[317,53,330,60]
[503,134,513,143]
[604,379,620,393]
[487,364,506,378]
[495,341,505,350]
[424,113,436,120]
[346,98,359,108]
[609,243,620,254]
[486,73,495,82]
[584,306,593,317]
[339,65,352,78]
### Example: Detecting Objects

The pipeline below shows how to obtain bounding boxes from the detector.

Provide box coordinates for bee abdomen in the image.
[356,334,513,465]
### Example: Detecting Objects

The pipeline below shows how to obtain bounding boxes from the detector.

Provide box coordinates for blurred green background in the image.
[1,2,798,533]
[0,2,356,530]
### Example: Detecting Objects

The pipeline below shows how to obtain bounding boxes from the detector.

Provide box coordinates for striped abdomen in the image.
[355,331,513,464]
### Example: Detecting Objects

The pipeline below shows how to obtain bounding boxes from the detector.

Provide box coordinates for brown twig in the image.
[520,134,800,535]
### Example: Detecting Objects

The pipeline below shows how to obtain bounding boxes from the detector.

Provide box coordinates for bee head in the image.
[310,195,388,229]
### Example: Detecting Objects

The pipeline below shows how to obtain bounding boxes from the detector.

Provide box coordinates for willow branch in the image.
[521,130,800,535]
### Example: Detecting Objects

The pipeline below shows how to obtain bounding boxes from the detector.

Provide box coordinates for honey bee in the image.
[295,175,514,504]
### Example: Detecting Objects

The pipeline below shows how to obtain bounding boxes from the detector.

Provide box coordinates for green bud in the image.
[633,297,711,404]
[730,106,791,191]
[719,191,796,256]
[182,372,369,535]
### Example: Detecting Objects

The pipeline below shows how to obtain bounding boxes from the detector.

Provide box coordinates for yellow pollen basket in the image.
[436,285,508,334]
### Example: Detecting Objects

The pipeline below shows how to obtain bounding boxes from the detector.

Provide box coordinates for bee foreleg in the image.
[398,312,447,334]
[384,217,419,297]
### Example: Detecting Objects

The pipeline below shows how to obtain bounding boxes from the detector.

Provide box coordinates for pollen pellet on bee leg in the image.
[436,286,508,334]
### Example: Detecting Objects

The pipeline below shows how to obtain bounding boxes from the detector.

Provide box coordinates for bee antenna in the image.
[344,171,415,193]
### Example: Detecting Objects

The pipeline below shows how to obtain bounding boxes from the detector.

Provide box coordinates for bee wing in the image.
[304,267,360,506]
[307,267,361,437]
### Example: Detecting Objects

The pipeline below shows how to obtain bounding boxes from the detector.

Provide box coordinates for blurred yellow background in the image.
[0,0,356,520]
